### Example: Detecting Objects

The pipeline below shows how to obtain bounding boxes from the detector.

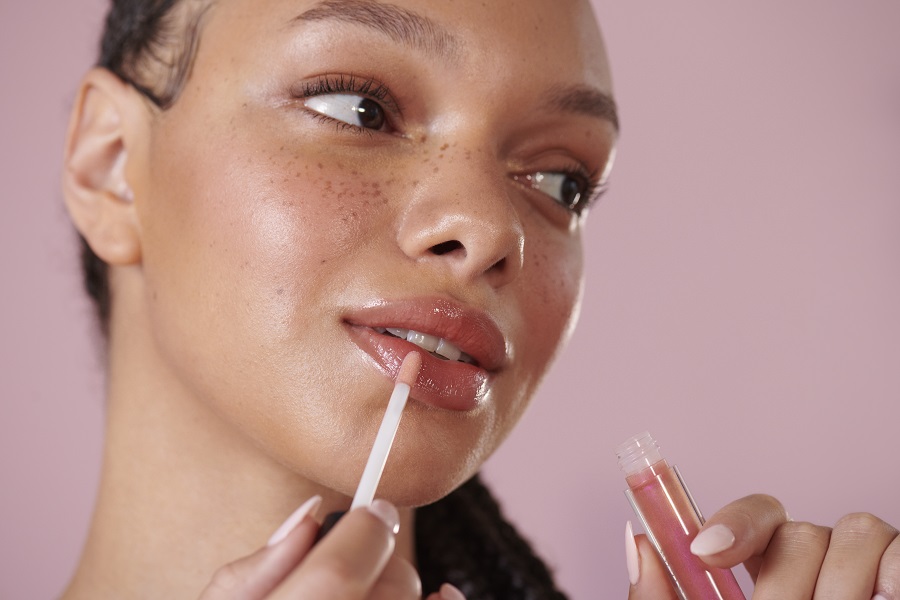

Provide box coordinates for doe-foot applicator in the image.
[317,351,423,539]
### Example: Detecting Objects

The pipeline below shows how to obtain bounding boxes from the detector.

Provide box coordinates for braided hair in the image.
[89,2,570,597]
[417,474,569,599]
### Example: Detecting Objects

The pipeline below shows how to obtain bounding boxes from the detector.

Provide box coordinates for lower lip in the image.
[345,324,490,411]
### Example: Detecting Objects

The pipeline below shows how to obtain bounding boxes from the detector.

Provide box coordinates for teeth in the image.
[377,326,472,364]
[407,330,440,352]
[435,338,462,361]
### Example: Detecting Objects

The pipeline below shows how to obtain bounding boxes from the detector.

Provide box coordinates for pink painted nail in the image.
[368,499,400,535]
[439,582,466,600]
[625,520,640,586]
[690,524,735,556]
[267,495,322,547]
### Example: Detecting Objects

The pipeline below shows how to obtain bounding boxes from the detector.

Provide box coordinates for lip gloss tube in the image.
[617,432,745,600]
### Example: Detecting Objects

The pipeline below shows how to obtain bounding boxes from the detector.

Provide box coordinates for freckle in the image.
[373,189,382,198]
[276,288,284,295]
[433,166,439,173]
[351,170,359,176]
[440,143,449,151]
[279,145,284,151]
[317,163,324,169]
[321,259,327,264]
[438,154,444,159]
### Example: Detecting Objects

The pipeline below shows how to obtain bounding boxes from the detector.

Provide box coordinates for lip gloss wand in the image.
[317,351,423,538]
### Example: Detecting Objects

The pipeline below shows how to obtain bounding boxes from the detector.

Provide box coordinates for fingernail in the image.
[872,595,889,600]
[690,524,735,556]
[439,582,466,600]
[625,520,640,586]
[267,495,323,547]
[368,499,400,535]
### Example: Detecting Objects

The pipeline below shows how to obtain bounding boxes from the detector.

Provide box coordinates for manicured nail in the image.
[267,495,322,547]
[690,524,735,556]
[368,499,400,535]
[439,582,466,600]
[625,520,640,586]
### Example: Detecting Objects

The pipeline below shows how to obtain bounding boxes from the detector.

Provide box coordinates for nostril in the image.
[429,240,464,256]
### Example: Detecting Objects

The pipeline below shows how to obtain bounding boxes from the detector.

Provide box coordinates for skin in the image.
[60,0,899,598]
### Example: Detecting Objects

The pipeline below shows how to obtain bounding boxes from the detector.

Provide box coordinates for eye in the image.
[304,94,387,131]
[514,171,601,214]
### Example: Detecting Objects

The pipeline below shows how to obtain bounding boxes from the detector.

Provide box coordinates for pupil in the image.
[356,98,385,129]
[561,177,582,208]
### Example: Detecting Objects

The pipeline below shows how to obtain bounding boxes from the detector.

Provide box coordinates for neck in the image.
[62,273,416,598]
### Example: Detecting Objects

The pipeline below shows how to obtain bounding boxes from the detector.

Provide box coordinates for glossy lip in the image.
[343,297,508,411]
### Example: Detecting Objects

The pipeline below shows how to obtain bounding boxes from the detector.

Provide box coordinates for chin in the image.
[374,445,488,508]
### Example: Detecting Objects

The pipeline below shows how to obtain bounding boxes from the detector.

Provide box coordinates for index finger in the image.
[269,500,401,600]
[688,493,790,576]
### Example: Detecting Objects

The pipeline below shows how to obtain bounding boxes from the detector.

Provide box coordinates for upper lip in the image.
[343,297,508,371]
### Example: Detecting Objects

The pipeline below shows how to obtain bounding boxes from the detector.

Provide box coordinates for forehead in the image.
[198,0,613,93]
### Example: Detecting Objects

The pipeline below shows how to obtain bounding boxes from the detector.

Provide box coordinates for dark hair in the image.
[87,2,569,597]
[418,474,570,599]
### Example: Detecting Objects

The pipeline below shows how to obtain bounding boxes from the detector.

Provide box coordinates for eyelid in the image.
[292,73,402,118]
[513,161,605,216]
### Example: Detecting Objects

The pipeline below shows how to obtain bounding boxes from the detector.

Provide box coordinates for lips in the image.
[343,297,508,411]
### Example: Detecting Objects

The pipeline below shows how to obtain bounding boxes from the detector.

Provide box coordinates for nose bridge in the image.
[396,143,524,286]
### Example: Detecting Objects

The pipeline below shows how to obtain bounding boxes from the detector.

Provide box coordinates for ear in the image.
[63,68,149,266]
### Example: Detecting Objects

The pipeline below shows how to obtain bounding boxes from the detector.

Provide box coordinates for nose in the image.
[396,152,525,288]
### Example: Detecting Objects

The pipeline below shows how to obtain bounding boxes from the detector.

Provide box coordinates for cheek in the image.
[143,136,400,313]
[522,235,584,360]
[137,122,413,408]
[485,232,583,449]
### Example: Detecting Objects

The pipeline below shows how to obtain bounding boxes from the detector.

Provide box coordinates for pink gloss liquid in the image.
[619,433,745,600]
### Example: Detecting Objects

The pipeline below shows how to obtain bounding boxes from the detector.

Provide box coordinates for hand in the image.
[198,496,465,600]
[627,494,900,599]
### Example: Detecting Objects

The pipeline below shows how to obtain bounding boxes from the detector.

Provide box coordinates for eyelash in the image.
[561,165,607,214]
[519,164,607,216]
[294,74,398,132]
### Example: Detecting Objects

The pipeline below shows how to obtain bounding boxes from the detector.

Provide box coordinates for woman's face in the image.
[133,0,616,505]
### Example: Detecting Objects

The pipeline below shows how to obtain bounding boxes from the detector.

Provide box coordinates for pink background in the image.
[2,1,898,597]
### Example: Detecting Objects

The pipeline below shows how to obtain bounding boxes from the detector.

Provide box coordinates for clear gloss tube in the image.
[617,432,745,600]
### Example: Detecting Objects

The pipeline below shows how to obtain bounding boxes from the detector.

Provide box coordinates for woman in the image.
[60,0,898,598]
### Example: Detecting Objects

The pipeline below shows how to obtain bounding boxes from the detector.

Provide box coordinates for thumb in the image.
[625,522,678,600]
[199,496,322,599]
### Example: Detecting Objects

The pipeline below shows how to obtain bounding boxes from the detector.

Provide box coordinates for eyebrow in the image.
[545,85,620,131]
[293,0,460,60]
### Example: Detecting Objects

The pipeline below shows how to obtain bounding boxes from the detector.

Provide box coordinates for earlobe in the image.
[63,68,146,266]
